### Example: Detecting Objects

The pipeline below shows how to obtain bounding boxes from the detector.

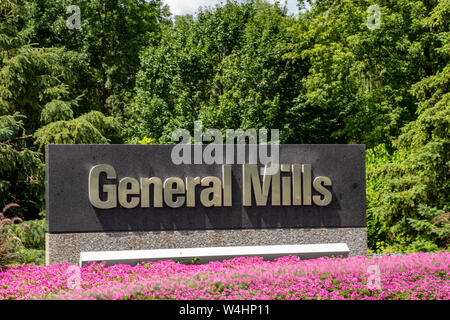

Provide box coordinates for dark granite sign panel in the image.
[46,144,365,233]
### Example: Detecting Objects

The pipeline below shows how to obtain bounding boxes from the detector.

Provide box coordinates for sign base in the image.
[46,227,367,265]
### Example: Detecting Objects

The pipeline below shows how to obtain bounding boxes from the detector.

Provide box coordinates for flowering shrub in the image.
[0,203,29,267]
[0,252,448,300]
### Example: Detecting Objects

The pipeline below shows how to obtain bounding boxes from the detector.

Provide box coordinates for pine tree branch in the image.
[0,134,33,146]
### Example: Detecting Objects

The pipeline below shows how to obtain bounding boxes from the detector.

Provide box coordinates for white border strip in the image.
[80,243,349,266]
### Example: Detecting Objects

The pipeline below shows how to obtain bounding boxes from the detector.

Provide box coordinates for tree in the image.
[288,0,445,147]
[23,0,170,119]
[127,0,304,143]
[128,0,445,147]
[368,0,449,251]
[0,0,119,219]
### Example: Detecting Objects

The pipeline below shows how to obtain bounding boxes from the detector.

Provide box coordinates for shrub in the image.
[18,248,45,265]
[9,219,46,250]
[0,204,27,268]
[366,4,449,252]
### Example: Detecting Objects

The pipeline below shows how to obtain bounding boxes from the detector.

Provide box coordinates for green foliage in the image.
[23,0,170,117]
[6,218,46,265]
[289,0,444,147]
[127,0,301,143]
[0,204,45,266]
[40,100,75,124]
[8,219,46,250]
[0,113,44,219]
[191,257,201,264]
[138,136,156,145]
[0,204,26,267]
[366,144,395,252]
[0,0,124,219]
[18,248,45,265]
[0,202,45,267]
[127,0,446,148]
[35,111,119,146]
[406,206,449,251]
[368,0,449,252]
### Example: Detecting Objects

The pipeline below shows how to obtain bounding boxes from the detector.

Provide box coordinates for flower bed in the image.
[0,252,449,300]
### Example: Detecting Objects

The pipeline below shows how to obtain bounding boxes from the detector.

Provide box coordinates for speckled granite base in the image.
[46,228,367,265]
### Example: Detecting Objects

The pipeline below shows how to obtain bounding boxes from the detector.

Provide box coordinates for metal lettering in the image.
[186,176,201,207]
[222,165,232,207]
[164,177,185,208]
[200,176,222,207]
[302,164,312,205]
[118,177,140,208]
[313,176,332,206]
[88,164,117,209]
[140,177,163,208]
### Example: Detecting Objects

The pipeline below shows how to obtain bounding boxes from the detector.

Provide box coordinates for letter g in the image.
[89,164,117,209]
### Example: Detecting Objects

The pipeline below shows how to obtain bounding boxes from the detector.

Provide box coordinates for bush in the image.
[18,248,45,266]
[0,204,46,267]
[365,3,449,253]
[9,219,46,250]
[0,204,26,268]
[366,144,393,252]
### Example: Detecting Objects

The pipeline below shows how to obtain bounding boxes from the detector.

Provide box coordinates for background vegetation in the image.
[0,0,448,265]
